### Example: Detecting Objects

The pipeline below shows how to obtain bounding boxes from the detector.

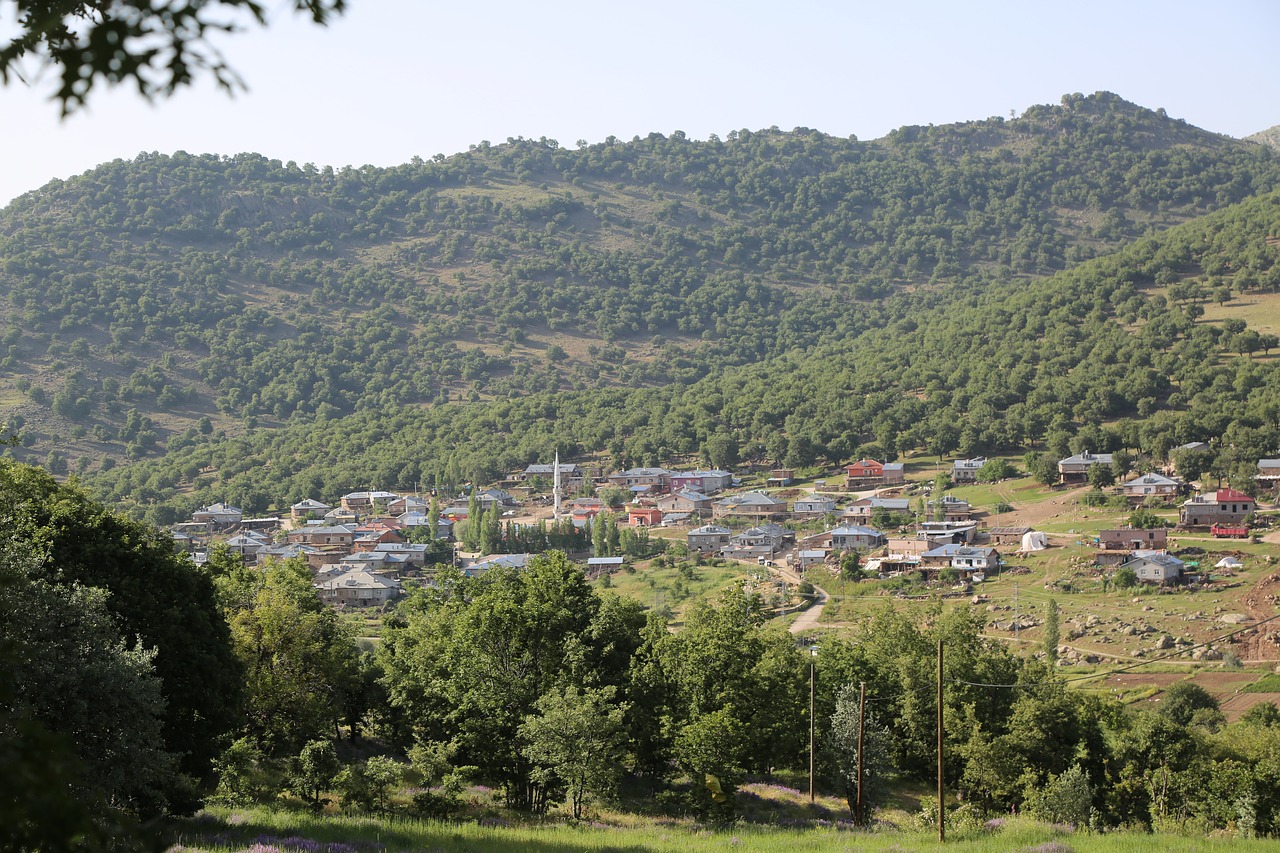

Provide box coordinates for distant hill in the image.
[2,91,1280,519]
[1248,124,1280,152]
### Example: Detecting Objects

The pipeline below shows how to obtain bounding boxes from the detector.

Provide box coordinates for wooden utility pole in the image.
[809,654,816,802]
[937,638,945,843]
[856,680,866,826]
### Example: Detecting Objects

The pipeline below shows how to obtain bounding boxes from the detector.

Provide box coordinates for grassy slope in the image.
[166,805,1274,852]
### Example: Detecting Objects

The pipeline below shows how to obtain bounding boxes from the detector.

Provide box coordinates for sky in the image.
[1,0,1278,208]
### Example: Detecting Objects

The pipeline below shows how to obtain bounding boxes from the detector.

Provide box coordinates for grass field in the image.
[165,806,1277,852]
[592,559,755,627]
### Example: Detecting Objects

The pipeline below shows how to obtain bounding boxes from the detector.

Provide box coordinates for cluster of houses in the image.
[172,450,1276,604]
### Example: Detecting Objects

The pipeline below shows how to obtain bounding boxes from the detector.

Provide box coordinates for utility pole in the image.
[1013,581,1020,643]
[856,680,866,826]
[937,638,945,843]
[809,648,817,803]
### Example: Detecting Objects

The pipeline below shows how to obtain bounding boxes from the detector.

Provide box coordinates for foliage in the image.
[518,685,629,819]
[0,1,346,112]
[0,459,241,783]
[827,684,891,823]
[1158,682,1220,726]
[1113,566,1138,589]
[0,539,176,828]
[1128,507,1167,529]
[976,458,1016,482]
[378,553,644,811]
[221,558,359,755]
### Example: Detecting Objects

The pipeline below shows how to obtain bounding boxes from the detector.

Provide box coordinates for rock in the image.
[1142,605,1154,612]
[1202,648,1223,661]
[1220,613,1251,625]
[1156,634,1175,650]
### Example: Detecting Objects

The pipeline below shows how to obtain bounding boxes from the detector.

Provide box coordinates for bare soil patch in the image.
[1104,672,1184,689]
[1220,692,1280,722]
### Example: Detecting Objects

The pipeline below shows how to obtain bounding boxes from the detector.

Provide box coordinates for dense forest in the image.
[1,92,1279,519]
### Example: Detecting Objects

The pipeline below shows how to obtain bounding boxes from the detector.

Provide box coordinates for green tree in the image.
[828,684,890,823]
[379,552,642,811]
[0,459,241,782]
[225,559,359,754]
[1088,462,1115,489]
[1158,681,1219,726]
[1128,507,1165,529]
[1113,565,1138,589]
[290,739,340,810]
[673,707,747,819]
[519,685,629,819]
[975,458,1015,482]
[0,0,346,112]
[1043,599,1060,665]
[0,543,177,818]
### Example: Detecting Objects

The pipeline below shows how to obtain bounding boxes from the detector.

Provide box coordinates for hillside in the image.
[1248,124,1280,152]
[1,93,1280,518]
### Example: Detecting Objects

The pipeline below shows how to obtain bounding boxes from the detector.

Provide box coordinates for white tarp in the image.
[1215,556,1243,569]
[1020,531,1049,551]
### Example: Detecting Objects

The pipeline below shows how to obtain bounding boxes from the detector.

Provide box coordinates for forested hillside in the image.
[2,92,1280,518]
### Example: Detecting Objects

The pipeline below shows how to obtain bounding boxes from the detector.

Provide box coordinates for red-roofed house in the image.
[628,507,664,527]
[1179,488,1257,527]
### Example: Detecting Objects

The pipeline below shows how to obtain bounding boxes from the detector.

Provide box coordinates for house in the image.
[387,495,430,516]
[767,468,796,487]
[374,543,432,566]
[712,491,788,518]
[846,459,885,487]
[921,544,1000,575]
[791,549,828,570]
[323,507,359,525]
[829,525,886,550]
[886,537,931,558]
[519,462,585,487]
[988,526,1032,547]
[225,532,268,559]
[192,502,243,527]
[793,495,837,517]
[925,495,972,522]
[1119,551,1184,585]
[1098,527,1168,551]
[290,498,332,521]
[1057,451,1114,484]
[657,489,713,514]
[843,497,911,525]
[1179,488,1257,527]
[1121,472,1182,505]
[477,488,517,510]
[339,490,400,513]
[288,524,356,547]
[315,569,402,607]
[586,556,625,573]
[567,497,606,528]
[669,470,734,494]
[882,463,906,485]
[730,523,796,553]
[918,521,978,544]
[254,543,320,564]
[952,458,986,484]
[463,553,532,576]
[688,524,732,553]
[607,468,673,492]
[1257,459,1280,490]
[627,507,664,527]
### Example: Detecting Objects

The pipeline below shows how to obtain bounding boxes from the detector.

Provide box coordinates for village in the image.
[170,449,1280,614]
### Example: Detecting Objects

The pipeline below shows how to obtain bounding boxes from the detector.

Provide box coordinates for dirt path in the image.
[788,583,829,636]
[998,484,1091,532]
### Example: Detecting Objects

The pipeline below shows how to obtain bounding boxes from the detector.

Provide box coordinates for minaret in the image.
[553,450,562,522]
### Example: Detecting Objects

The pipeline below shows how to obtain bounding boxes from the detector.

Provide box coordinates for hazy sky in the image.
[2,0,1278,207]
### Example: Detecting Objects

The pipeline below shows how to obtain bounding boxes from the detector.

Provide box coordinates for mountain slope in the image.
[1,92,1278,499]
